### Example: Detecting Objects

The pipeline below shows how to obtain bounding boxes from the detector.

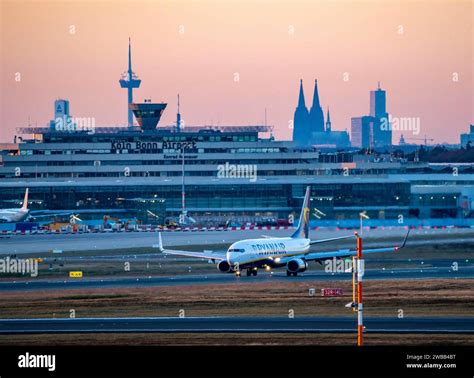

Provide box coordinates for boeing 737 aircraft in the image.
[0,188,30,223]
[159,186,409,277]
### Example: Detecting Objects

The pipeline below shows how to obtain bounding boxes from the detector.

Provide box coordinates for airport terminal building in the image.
[1,100,473,225]
[1,39,473,226]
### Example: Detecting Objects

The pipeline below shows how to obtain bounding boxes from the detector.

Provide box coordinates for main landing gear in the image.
[286,270,298,277]
[246,268,258,277]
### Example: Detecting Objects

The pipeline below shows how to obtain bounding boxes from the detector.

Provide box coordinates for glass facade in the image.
[1,128,472,221]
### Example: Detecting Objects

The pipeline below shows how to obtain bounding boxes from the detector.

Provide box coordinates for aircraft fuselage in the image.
[226,237,310,268]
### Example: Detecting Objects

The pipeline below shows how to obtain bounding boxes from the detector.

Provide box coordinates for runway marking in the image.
[1,329,472,334]
[1,317,473,334]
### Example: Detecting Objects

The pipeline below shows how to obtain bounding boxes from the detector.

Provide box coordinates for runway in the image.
[1,227,474,255]
[0,316,472,334]
[0,266,472,292]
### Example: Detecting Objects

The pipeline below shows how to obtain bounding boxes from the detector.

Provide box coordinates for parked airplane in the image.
[0,188,86,223]
[0,188,30,223]
[158,186,410,277]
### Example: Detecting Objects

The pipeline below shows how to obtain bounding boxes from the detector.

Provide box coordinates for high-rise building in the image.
[309,80,325,134]
[369,83,391,147]
[49,99,75,131]
[351,116,379,149]
[460,125,474,147]
[351,84,391,149]
[292,80,310,146]
[370,83,386,118]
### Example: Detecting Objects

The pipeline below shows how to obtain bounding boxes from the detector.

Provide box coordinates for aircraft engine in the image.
[287,258,308,273]
[217,260,234,273]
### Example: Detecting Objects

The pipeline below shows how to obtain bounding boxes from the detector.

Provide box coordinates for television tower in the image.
[119,38,141,128]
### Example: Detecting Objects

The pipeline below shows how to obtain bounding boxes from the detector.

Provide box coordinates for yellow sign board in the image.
[69,271,83,278]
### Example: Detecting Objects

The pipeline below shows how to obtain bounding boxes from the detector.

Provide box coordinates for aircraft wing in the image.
[309,233,357,245]
[301,230,410,262]
[157,233,226,261]
[28,210,77,219]
[162,249,226,261]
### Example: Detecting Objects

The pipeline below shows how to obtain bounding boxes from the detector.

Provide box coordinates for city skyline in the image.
[1,0,472,144]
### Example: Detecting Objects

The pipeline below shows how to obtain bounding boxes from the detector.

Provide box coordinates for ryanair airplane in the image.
[159,186,409,277]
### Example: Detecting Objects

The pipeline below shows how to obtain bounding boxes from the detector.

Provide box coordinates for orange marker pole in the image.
[356,236,363,346]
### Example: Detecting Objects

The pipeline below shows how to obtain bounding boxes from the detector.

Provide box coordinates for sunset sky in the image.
[0,0,472,144]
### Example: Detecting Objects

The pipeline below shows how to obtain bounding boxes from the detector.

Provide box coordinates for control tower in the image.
[130,100,167,130]
[119,38,141,128]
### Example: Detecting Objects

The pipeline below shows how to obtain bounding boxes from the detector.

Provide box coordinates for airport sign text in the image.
[111,140,197,152]
[321,288,343,297]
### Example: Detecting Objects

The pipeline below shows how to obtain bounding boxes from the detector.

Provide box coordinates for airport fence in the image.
[1,218,474,236]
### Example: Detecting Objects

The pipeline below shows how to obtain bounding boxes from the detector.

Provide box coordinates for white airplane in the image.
[0,188,30,223]
[0,188,81,223]
[158,186,410,277]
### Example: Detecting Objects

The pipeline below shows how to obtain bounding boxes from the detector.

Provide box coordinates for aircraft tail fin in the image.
[21,188,29,211]
[158,232,164,252]
[291,186,311,239]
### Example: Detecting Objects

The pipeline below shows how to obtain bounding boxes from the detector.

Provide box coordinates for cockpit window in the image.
[228,248,245,253]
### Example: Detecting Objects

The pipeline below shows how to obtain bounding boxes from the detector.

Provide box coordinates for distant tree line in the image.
[358,143,474,163]
[411,144,474,163]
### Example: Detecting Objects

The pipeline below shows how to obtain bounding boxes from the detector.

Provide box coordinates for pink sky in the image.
[1,0,472,144]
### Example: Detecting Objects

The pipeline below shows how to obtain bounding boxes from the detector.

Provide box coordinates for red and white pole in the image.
[352,256,356,313]
[356,236,364,346]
